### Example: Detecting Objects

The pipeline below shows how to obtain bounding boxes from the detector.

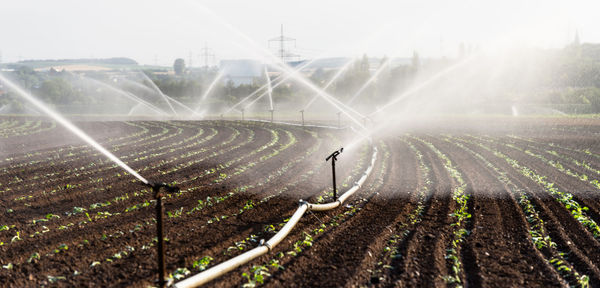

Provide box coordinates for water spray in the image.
[325,148,343,201]
[145,182,180,288]
[302,57,355,111]
[71,73,168,116]
[0,74,149,184]
[269,109,274,123]
[222,59,316,116]
[137,73,178,116]
[189,2,366,130]
[195,70,225,112]
[369,54,478,117]
[136,73,201,117]
[264,66,274,111]
[346,59,390,105]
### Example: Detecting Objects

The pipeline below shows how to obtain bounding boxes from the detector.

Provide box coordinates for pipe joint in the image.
[263,242,273,252]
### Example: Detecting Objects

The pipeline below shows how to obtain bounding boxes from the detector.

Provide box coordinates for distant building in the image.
[219,59,263,85]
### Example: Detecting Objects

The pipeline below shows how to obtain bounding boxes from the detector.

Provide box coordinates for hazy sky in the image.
[0,0,598,66]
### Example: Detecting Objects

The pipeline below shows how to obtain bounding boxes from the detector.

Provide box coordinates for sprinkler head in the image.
[326,147,343,162]
[146,182,180,196]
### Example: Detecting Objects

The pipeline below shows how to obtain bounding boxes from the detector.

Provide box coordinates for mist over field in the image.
[1,1,600,287]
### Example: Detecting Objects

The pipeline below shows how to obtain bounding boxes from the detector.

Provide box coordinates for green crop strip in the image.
[444,135,589,287]
[477,135,600,191]
[462,135,600,239]
[369,138,430,284]
[410,135,470,287]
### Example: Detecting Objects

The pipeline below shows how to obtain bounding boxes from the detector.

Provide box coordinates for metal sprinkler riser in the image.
[145,181,180,288]
[326,148,343,201]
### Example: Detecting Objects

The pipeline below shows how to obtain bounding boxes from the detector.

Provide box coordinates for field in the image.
[1,116,600,287]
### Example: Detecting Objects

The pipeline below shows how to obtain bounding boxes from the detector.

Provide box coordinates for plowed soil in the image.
[1,116,600,288]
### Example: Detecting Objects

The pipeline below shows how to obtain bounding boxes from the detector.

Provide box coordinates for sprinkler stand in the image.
[147,182,180,288]
[241,109,245,121]
[300,110,304,126]
[269,109,274,123]
[325,148,343,201]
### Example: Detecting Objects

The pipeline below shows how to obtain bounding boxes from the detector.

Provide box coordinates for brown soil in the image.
[1,116,600,287]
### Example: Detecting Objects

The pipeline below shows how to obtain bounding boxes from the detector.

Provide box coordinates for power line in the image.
[200,43,215,70]
[268,24,299,64]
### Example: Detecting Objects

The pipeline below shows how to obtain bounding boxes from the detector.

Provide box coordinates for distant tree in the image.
[411,51,420,70]
[173,58,186,75]
[360,54,370,74]
[39,78,80,104]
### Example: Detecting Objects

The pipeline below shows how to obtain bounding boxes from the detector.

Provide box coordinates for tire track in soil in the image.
[427,135,563,287]
[372,136,455,287]
[456,136,600,286]
[362,137,435,287]
[347,137,424,287]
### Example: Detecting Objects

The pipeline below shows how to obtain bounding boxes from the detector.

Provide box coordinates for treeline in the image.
[3,43,600,114]
[17,57,138,65]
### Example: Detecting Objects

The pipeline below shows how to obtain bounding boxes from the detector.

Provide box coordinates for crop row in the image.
[0,121,153,174]
[443,135,589,287]
[0,119,56,138]
[368,138,431,284]
[410,135,470,286]
[0,124,317,283]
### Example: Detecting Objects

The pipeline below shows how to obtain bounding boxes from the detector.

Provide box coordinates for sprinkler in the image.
[241,108,245,121]
[269,109,274,123]
[325,148,343,201]
[300,110,304,126]
[220,113,224,120]
[146,182,180,288]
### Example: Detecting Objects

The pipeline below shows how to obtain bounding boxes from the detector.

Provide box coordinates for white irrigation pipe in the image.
[174,138,378,288]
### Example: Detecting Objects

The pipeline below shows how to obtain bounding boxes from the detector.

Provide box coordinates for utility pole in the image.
[268,24,298,64]
[200,43,215,71]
